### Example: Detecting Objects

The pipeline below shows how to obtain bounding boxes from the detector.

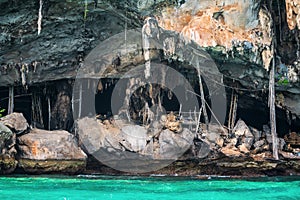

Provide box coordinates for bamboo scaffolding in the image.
[269,56,279,160]
[48,97,51,130]
[31,91,44,128]
[78,82,83,118]
[197,68,209,131]
[8,86,14,114]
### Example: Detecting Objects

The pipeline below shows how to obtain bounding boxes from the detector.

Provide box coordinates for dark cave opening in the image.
[229,91,296,138]
[0,76,298,137]
[0,86,32,124]
[93,74,211,125]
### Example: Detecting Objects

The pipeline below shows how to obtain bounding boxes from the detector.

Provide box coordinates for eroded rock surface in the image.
[17,128,87,174]
[0,112,29,134]
[0,122,17,174]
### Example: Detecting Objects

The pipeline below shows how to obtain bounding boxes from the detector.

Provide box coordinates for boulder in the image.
[158,128,193,159]
[17,129,86,174]
[0,112,28,134]
[207,123,228,137]
[278,138,286,151]
[252,140,266,154]
[121,125,148,152]
[242,137,254,150]
[250,126,261,142]
[254,140,265,148]
[142,139,154,156]
[284,132,300,147]
[232,119,254,150]
[221,146,242,157]
[76,117,122,154]
[262,125,273,144]
[227,138,238,148]
[193,139,210,159]
[232,119,253,138]
[239,144,250,154]
[206,132,224,147]
[0,122,17,174]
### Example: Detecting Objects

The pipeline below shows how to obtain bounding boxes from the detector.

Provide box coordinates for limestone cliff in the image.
[0,0,299,132]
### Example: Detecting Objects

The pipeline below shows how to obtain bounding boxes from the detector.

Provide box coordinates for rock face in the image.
[159,129,194,159]
[158,0,266,48]
[0,122,17,174]
[17,129,87,174]
[285,0,300,30]
[121,125,148,152]
[232,119,254,151]
[0,112,29,134]
[77,117,194,160]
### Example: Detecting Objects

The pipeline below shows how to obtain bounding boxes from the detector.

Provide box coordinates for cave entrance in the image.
[0,80,74,131]
[0,86,32,123]
[92,75,211,126]
[225,89,296,137]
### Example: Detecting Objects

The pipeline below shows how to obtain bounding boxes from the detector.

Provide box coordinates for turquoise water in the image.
[0,175,299,200]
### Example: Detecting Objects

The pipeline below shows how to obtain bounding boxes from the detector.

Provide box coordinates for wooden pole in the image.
[268,0,279,159]
[8,86,14,114]
[231,92,238,129]
[269,57,279,160]
[78,82,82,118]
[198,69,209,131]
[71,82,75,114]
[196,106,203,133]
[228,90,234,130]
[31,92,35,128]
[31,90,44,129]
[48,97,51,130]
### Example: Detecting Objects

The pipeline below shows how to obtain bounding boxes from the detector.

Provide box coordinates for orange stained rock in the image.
[157,3,270,50]
[31,141,38,156]
[285,0,300,30]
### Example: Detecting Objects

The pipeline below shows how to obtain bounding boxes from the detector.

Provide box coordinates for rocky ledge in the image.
[0,113,86,174]
[0,112,299,175]
[17,128,87,174]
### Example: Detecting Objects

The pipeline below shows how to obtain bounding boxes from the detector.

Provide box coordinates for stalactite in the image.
[158,90,163,114]
[120,78,136,122]
[20,64,28,87]
[142,22,151,79]
[142,17,160,79]
[97,80,103,93]
[37,0,43,35]
[179,104,182,116]
[167,90,173,100]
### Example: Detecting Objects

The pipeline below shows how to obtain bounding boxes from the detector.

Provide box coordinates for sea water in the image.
[0,175,299,200]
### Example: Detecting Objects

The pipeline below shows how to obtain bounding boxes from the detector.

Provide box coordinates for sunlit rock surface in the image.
[286,0,300,30]
[17,128,87,174]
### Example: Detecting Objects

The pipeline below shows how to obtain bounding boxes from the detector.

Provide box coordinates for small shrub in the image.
[0,107,5,118]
